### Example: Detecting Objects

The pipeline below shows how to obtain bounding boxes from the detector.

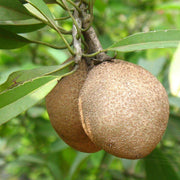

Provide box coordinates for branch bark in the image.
[72,1,82,63]
[81,3,111,62]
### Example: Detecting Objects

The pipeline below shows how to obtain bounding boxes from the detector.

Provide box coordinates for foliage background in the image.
[0,0,180,179]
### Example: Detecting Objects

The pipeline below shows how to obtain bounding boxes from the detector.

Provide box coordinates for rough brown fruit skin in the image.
[79,60,169,159]
[46,60,100,153]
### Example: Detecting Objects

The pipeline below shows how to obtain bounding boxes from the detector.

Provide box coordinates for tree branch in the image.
[81,3,111,62]
[72,1,82,63]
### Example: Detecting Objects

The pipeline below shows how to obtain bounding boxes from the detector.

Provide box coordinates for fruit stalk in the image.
[81,3,111,62]
[72,1,82,63]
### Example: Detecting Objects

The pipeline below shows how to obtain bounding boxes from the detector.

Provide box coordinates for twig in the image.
[54,16,71,21]
[81,3,111,62]
[66,0,81,13]
[55,0,67,10]
[26,0,75,55]
[31,40,73,49]
[72,1,82,63]
[61,0,82,37]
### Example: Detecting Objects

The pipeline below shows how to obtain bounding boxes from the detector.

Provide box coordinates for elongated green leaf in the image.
[108,30,180,52]
[47,161,63,179]
[50,140,68,153]
[169,44,180,96]
[138,57,166,76]
[0,76,58,125]
[167,113,180,140]
[68,152,90,179]
[0,19,45,33]
[0,60,74,93]
[19,0,28,4]
[20,0,56,4]
[26,0,56,25]
[44,0,56,3]
[0,28,31,49]
[19,155,45,164]
[0,0,32,20]
[144,148,179,180]
[156,2,180,10]
[96,152,114,178]
[169,96,180,108]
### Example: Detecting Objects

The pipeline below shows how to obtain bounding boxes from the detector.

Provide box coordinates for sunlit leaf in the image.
[108,30,180,52]
[0,60,74,93]
[156,2,180,10]
[0,76,58,125]
[169,44,180,97]
[27,106,45,118]
[26,0,56,25]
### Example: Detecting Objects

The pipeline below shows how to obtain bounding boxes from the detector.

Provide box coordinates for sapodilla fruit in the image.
[46,59,100,153]
[78,60,169,159]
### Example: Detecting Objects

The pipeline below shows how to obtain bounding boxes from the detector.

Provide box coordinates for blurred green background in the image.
[1,0,180,179]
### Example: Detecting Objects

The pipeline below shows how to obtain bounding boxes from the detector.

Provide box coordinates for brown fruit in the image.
[79,60,169,159]
[46,60,100,153]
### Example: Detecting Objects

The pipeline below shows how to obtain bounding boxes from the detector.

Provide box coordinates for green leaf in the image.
[169,44,180,96]
[167,113,180,140]
[0,19,45,33]
[19,0,56,4]
[138,57,166,76]
[0,28,31,49]
[26,0,56,25]
[47,161,63,180]
[169,96,180,108]
[19,155,45,164]
[0,0,32,21]
[144,148,179,180]
[50,140,69,153]
[156,2,180,10]
[108,30,180,52]
[68,152,90,179]
[44,0,56,3]
[96,152,114,178]
[0,76,58,125]
[0,60,74,93]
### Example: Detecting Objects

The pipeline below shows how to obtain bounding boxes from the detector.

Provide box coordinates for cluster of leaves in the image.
[0,0,180,179]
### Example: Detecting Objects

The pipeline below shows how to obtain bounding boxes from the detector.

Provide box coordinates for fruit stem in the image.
[71,1,83,63]
[81,3,111,62]
[56,0,68,11]
[82,49,107,58]
[54,16,71,21]
[61,64,79,78]
[26,0,75,55]
[61,0,82,37]
[66,0,81,13]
